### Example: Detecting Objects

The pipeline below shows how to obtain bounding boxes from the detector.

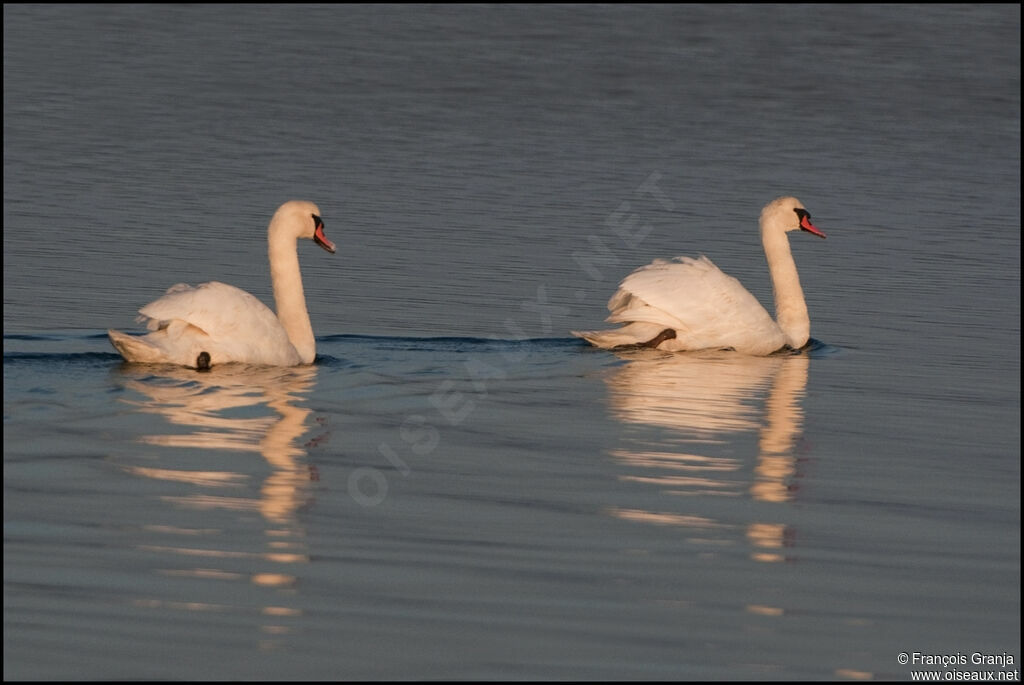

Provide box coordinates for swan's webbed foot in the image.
[777,342,811,356]
[614,328,677,351]
[639,328,676,349]
[196,351,212,371]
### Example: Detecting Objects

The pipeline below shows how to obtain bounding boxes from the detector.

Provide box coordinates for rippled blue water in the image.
[4,4,1020,680]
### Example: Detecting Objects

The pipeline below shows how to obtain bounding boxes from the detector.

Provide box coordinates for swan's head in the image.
[761,196,826,239]
[269,200,336,253]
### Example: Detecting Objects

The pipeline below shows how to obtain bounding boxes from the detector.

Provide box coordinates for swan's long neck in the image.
[269,229,316,364]
[761,226,810,349]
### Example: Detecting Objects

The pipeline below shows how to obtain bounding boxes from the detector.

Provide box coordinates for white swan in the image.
[573,196,826,355]
[109,200,335,369]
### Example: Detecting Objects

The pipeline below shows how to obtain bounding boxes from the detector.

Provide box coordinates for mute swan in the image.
[109,200,334,369]
[573,196,826,355]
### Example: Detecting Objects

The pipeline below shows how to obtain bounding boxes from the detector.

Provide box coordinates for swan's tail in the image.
[108,329,165,363]
[572,322,672,349]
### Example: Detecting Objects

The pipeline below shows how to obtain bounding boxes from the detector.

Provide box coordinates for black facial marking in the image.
[312,214,322,227]
[794,208,812,223]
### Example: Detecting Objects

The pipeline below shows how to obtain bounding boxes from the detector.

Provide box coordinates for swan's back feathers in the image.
[135,281,301,366]
[141,282,272,334]
[605,256,786,355]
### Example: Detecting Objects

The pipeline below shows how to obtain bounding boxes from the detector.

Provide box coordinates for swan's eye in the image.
[312,214,322,227]
[794,208,812,223]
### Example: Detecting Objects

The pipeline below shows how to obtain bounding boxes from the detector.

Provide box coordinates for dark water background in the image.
[4,4,1020,680]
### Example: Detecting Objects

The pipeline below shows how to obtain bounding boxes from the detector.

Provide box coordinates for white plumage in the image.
[573,196,826,355]
[109,200,335,369]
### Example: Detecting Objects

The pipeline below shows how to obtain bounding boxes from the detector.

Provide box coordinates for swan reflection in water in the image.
[114,362,325,648]
[605,348,810,562]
